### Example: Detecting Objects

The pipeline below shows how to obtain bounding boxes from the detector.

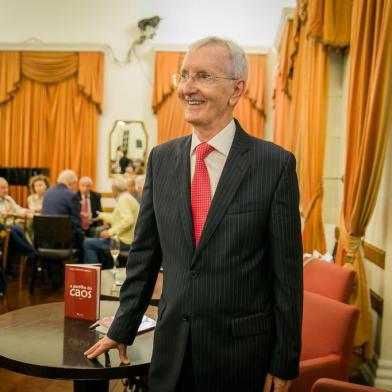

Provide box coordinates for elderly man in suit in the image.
[41,170,84,288]
[85,36,303,392]
[42,169,84,250]
[76,176,102,237]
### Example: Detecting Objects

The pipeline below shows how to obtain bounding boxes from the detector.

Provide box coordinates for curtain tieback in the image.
[339,215,363,264]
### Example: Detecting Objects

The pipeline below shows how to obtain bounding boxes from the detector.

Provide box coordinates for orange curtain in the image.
[335,0,392,360]
[233,54,267,139]
[273,0,352,253]
[0,51,103,205]
[153,51,268,144]
[298,33,329,254]
[273,20,295,151]
[152,52,191,144]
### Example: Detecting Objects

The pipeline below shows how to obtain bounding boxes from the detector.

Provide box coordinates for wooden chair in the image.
[30,215,78,293]
[0,229,11,312]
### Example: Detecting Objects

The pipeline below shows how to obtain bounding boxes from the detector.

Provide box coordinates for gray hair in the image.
[57,170,78,187]
[111,176,127,193]
[189,36,248,81]
[79,176,93,186]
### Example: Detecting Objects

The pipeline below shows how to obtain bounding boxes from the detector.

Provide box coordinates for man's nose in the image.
[181,75,198,93]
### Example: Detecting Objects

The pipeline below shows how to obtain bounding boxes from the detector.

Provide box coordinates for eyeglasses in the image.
[171,72,238,87]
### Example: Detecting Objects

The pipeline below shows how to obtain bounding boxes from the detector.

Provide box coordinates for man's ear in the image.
[229,80,246,106]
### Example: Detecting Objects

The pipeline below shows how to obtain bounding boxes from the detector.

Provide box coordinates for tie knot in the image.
[196,143,214,160]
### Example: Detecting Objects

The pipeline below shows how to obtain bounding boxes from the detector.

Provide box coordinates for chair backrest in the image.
[311,378,388,392]
[0,229,11,271]
[33,215,73,247]
[301,291,359,366]
[304,259,355,303]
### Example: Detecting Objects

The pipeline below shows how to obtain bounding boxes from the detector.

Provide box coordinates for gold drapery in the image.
[152,51,268,144]
[273,20,295,151]
[297,30,329,254]
[306,0,353,48]
[273,0,353,253]
[336,0,392,360]
[0,51,103,205]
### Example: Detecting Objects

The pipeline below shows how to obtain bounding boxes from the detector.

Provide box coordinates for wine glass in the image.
[110,236,121,290]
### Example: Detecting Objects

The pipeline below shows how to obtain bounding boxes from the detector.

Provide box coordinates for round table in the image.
[0,301,154,391]
[100,268,163,307]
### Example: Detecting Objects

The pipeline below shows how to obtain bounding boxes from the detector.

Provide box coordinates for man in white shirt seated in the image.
[0,177,36,277]
[83,177,139,266]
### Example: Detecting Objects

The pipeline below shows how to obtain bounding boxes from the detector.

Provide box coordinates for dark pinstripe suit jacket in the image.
[108,121,303,392]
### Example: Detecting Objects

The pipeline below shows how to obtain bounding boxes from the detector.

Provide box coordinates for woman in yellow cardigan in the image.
[83,177,140,264]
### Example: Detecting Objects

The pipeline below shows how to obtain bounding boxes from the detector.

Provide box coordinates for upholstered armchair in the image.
[311,378,388,391]
[304,259,355,303]
[290,291,359,392]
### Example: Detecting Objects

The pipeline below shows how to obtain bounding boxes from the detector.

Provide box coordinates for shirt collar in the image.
[190,119,236,157]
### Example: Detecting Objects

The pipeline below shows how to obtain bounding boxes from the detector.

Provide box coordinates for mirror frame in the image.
[108,120,149,177]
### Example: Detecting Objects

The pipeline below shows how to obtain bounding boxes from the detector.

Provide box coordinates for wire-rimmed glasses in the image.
[171,72,238,88]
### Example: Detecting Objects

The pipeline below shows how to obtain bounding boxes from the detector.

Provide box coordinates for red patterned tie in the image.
[191,143,214,247]
[81,197,89,231]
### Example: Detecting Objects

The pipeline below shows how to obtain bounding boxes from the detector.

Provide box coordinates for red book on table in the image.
[64,264,101,321]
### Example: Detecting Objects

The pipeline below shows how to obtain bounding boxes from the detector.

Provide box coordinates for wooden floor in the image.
[0,271,127,392]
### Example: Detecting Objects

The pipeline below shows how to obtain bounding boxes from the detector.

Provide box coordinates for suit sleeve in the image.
[95,193,102,217]
[107,148,162,345]
[268,153,303,380]
[70,193,84,249]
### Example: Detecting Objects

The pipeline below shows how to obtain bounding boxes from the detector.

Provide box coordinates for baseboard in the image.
[375,359,392,390]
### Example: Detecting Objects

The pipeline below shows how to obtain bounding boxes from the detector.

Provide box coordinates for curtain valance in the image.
[0,51,103,112]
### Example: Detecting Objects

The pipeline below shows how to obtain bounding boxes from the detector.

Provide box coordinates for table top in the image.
[100,269,163,306]
[0,301,154,380]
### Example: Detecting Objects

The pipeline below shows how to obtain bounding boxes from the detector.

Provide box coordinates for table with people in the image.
[0,168,144,295]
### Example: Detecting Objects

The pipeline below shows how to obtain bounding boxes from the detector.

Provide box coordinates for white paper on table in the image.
[92,314,156,335]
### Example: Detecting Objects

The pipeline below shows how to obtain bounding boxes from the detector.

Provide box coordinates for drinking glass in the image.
[110,236,121,290]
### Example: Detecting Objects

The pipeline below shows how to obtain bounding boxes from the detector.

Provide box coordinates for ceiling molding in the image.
[153,43,269,54]
[0,40,107,52]
[273,7,295,49]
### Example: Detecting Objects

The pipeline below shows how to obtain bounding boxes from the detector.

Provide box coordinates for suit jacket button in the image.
[190,270,198,278]
[181,314,189,321]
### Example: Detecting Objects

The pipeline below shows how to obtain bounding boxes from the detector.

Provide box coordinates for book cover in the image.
[64,264,101,321]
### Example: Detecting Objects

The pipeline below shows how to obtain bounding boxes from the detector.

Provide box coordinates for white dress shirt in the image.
[190,119,236,198]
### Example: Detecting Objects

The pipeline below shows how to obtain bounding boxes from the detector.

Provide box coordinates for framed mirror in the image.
[108,120,148,176]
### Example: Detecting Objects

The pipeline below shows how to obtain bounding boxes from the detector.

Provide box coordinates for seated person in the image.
[42,170,84,288]
[42,170,84,250]
[76,176,102,237]
[134,174,146,203]
[125,174,138,200]
[0,177,36,277]
[83,177,139,265]
[27,175,50,213]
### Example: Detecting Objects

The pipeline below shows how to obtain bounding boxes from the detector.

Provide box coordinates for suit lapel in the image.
[175,136,195,252]
[192,124,250,264]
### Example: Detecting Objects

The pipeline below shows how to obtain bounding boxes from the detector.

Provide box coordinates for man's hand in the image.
[263,373,291,392]
[84,335,129,364]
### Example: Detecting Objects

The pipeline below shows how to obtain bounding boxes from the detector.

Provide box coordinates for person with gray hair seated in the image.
[42,170,84,287]
[83,176,140,265]
[42,169,84,248]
